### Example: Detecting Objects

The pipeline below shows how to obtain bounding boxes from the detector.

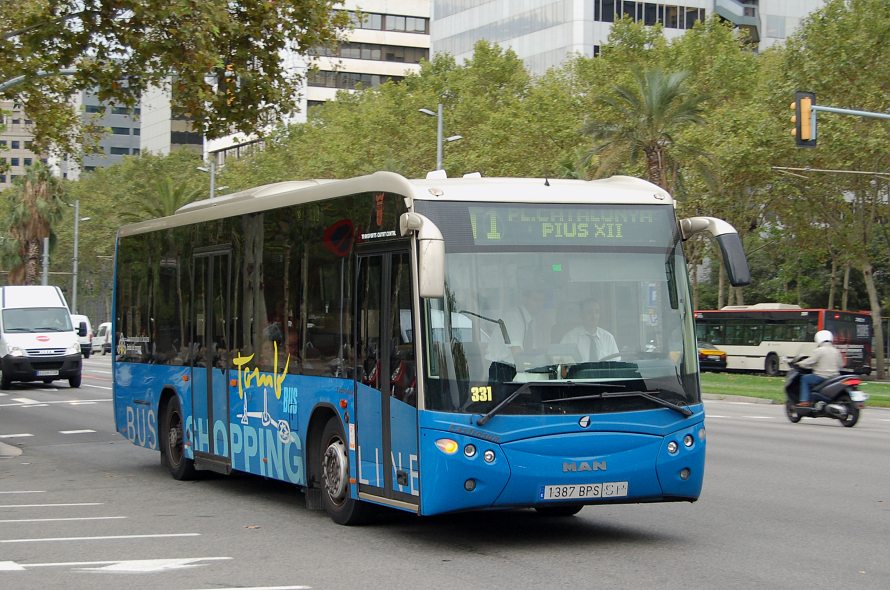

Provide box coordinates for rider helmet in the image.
[814,330,833,345]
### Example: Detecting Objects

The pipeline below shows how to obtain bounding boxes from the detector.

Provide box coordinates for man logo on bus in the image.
[563,461,607,472]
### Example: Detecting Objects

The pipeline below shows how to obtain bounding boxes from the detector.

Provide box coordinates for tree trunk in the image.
[717,257,725,309]
[24,239,41,285]
[861,262,884,379]
[842,264,851,310]
[827,258,837,309]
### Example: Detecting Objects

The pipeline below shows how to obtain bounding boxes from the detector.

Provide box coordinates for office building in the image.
[430,1,827,76]
[204,0,431,167]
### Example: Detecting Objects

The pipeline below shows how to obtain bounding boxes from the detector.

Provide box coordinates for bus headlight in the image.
[7,345,25,357]
[435,438,459,455]
[66,343,81,355]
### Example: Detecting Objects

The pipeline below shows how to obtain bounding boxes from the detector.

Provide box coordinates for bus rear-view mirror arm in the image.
[400,212,445,299]
[680,216,751,287]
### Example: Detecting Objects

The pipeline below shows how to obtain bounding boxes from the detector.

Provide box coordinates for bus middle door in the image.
[355,247,419,509]
[190,249,233,474]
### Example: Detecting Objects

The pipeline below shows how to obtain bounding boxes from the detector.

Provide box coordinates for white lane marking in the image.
[0,434,33,439]
[742,416,774,420]
[0,398,110,408]
[12,398,40,404]
[0,556,230,572]
[0,532,200,543]
[68,401,97,405]
[189,586,311,590]
[0,491,44,494]
[0,392,6,396]
[59,430,97,434]
[0,502,103,508]
[0,516,126,523]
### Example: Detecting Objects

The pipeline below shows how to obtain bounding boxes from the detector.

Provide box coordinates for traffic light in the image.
[790,91,816,147]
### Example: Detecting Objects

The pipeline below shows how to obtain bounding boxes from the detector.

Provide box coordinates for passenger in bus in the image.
[485,288,547,381]
[560,299,620,362]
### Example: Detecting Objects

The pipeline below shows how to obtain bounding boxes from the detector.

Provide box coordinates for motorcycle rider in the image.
[796,330,843,407]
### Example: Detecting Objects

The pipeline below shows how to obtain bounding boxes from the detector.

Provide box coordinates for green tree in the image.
[779,0,890,377]
[583,67,705,192]
[120,177,204,223]
[1,163,66,285]
[0,1,350,152]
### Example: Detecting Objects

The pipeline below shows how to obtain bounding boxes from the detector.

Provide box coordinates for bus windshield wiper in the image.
[477,382,612,426]
[601,390,692,416]
[538,390,692,417]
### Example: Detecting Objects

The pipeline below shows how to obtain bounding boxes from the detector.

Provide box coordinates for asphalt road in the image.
[2,355,889,590]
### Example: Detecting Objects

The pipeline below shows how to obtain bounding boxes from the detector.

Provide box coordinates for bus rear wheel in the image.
[161,397,196,480]
[319,417,371,525]
[765,354,780,376]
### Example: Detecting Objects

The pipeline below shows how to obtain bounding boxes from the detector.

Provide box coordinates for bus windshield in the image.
[417,201,699,416]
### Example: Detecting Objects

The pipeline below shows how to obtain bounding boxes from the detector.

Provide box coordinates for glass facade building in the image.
[431,1,827,76]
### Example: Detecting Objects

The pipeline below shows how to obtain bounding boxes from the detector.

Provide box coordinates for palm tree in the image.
[583,68,706,192]
[3,163,66,285]
[120,176,204,222]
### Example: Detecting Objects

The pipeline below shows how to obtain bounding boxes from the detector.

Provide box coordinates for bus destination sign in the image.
[468,205,673,247]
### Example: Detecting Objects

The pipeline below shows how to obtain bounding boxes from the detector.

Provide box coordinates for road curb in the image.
[0,441,23,458]
[703,393,776,404]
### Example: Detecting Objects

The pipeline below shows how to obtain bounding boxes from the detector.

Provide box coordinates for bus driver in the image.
[560,299,620,362]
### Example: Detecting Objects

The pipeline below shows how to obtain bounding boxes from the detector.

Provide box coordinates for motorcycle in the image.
[784,355,868,427]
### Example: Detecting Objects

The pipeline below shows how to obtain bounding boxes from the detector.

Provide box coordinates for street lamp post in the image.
[419,104,462,171]
[71,200,91,314]
[197,159,224,199]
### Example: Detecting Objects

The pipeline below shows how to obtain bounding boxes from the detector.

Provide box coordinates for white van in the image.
[71,314,93,358]
[0,285,84,389]
[91,321,112,355]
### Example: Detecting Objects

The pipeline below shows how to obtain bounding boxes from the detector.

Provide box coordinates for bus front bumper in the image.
[418,422,706,516]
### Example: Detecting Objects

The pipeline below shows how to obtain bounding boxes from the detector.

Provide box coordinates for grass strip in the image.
[699,372,890,408]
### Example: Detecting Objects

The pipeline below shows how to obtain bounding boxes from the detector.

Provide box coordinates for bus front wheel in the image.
[765,354,780,377]
[319,417,371,525]
[535,504,584,517]
[161,397,196,480]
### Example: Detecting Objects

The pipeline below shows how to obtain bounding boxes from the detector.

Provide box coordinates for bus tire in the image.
[0,373,10,389]
[535,504,584,517]
[161,397,196,480]
[320,417,371,525]
[765,354,780,377]
[69,374,82,388]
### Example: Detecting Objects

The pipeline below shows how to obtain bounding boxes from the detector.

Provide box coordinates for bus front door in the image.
[355,248,419,508]
[190,249,233,474]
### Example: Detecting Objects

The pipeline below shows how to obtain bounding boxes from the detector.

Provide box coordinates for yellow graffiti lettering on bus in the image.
[232,341,290,399]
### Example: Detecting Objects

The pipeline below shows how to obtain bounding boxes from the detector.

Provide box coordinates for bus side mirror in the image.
[400,212,445,299]
[680,216,751,287]
[78,321,88,337]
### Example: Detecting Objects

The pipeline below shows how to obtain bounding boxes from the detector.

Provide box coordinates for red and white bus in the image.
[695,304,872,375]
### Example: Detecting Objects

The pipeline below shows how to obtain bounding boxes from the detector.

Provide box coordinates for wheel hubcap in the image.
[322,439,348,504]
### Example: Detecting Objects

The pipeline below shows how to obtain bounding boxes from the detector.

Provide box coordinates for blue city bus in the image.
[112,171,749,524]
